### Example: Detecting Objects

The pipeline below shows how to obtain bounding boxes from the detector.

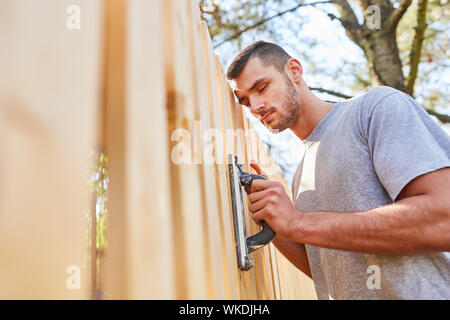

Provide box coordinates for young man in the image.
[227,41,450,299]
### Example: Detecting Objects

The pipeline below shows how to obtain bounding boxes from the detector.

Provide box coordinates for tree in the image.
[200,0,449,123]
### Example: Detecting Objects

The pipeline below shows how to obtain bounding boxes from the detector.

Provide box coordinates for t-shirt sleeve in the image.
[365,90,450,201]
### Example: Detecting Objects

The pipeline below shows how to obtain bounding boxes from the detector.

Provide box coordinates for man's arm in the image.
[249,161,312,278]
[250,167,450,255]
[272,236,312,279]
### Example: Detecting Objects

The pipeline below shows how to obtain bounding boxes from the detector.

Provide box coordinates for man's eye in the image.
[259,84,267,93]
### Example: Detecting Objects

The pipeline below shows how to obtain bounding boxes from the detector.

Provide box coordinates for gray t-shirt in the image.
[291,86,450,299]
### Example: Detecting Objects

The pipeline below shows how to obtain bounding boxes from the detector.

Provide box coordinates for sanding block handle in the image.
[239,173,276,253]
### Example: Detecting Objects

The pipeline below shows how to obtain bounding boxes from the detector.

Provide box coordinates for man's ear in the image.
[285,59,303,83]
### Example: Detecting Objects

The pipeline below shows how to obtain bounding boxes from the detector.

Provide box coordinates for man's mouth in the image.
[262,111,274,123]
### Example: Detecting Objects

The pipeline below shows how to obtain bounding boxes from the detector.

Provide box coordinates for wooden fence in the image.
[0,0,316,299]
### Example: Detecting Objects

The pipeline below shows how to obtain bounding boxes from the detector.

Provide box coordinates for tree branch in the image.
[405,0,428,96]
[357,0,392,11]
[425,108,450,124]
[330,0,365,45]
[213,1,332,49]
[309,87,353,99]
[310,87,450,123]
[385,0,413,32]
[362,0,395,27]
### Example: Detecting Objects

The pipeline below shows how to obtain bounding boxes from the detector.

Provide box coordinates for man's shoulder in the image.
[359,86,404,108]
[336,86,402,114]
[343,86,417,124]
[366,85,400,96]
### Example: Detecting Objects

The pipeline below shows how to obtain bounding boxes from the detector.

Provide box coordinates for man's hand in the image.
[249,160,268,179]
[248,161,301,239]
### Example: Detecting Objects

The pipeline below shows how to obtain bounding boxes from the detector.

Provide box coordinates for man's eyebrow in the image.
[249,77,267,92]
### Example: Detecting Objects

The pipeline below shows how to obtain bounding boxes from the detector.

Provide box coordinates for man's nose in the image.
[249,96,264,114]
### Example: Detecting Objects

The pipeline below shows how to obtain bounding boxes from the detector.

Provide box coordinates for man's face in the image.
[231,57,300,132]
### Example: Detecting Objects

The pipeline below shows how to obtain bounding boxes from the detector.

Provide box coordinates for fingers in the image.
[248,180,285,211]
[248,188,268,203]
[250,160,268,179]
[249,196,267,213]
[250,179,271,193]
[248,187,279,212]
[251,208,264,226]
[250,160,261,173]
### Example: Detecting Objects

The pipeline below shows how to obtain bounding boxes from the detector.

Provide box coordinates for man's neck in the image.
[290,90,335,140]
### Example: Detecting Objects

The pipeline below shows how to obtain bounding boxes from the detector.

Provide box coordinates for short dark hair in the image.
[226,41,292,80]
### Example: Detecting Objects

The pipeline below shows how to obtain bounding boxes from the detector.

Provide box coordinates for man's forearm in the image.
[272,235,312,279]
[288,194,450,255]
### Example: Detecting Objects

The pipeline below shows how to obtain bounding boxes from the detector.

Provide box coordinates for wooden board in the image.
[201,23,238,299]
[123,0,174,299]
[162,0,209,299]
[0,0,103,299]
[187,1,226,299]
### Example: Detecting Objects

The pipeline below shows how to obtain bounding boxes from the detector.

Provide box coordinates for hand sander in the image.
[228,154,276,271]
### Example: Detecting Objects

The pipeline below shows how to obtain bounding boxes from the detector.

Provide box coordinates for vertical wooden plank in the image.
[216,57,236,163]
[200,44,239,300]
[90,191,98,299]
[276,251,285,300]
[124,0,175,299]
[200,21,235,300]
[162,0,209,299]
[231,104,247,165]
[270,244,282,299]
[214,55,243,299]
[277,241,288,300]
[101,0,127,299]
[0,0,102,298]
[284,260,292,300]
[187,1,227,299]
[286,259,294,299]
